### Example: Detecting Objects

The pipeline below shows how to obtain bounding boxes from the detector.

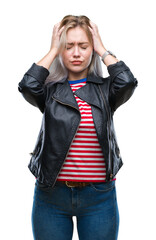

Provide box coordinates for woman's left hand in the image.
[88,21,106,57]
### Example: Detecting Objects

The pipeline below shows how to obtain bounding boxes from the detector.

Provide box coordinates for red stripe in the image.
[80,121,94,124]
[65,160,105,163]
[63,166,105,170]
[70,145,100,149]
[77,130,96,134]
[69,150,103,153]
[67,154,104,158]
[80,112,92,115]
[81,116,93,119]
[72,140,99,144]
[78,104,90,107]
[74,135,97,139]
[63,165,105,169]
[78,104,90,108]
[79,107,91,110]
[61,169,106,173]
[77,104,89,107]
[58,174,106,178]
[79,126,95,129]
[64,166,105,169]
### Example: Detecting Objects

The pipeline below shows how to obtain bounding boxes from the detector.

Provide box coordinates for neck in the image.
[68,69,88,81]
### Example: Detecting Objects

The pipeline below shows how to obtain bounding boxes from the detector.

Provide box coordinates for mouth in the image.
[71,61,82,65]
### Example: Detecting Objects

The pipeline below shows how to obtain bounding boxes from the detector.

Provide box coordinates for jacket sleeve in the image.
[18,63,50,113]
[107,61,138,112]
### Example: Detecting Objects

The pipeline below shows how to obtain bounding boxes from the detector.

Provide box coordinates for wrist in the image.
[48,48,58,58]
[100,50,118,67]
[37,49,58,70]
[98,47,107,57]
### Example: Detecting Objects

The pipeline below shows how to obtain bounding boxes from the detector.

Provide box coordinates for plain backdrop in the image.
[0,0,156,239]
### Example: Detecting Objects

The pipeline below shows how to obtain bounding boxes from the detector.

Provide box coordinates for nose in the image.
[73,46,80,58]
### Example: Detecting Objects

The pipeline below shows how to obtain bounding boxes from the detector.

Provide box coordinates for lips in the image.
[71,61,82,65]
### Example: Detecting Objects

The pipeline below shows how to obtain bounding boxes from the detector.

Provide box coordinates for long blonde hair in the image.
[45,15,103,84]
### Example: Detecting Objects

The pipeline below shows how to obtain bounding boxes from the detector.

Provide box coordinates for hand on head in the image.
[50,22,65,56]
[88,21,106,57]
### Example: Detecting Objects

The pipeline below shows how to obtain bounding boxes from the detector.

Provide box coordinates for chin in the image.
[69,66,87,72]
[71,69,87,74]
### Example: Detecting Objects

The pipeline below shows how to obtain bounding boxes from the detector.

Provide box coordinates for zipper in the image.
[51,96,81,188]
[98,85,112,180]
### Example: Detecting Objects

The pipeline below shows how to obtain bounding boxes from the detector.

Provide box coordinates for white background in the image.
[0,0,156,239]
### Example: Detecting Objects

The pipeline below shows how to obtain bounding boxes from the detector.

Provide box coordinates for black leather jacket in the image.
[18,61,138,187]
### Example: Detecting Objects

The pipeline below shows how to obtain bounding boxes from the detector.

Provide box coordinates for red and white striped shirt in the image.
[57,78,106,182]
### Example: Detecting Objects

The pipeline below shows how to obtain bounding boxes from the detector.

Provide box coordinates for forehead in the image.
[66,26,90,43]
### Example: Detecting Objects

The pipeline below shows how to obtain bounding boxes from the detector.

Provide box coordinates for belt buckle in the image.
[65,181,76,187]
[65,181,89,187]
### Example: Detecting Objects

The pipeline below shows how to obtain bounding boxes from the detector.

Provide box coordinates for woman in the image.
[18,15,137,240]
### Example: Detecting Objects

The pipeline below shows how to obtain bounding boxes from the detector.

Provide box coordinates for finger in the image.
[88,25,93,31]
[55,22,61,27]
[58,26,65,35]
[88,26,94,35]
[89,20,94,26]
[53,22,61,32]
[89,21,96,28]
[53,23,64,38]
[89,26,97,38]
[90,21,99,34]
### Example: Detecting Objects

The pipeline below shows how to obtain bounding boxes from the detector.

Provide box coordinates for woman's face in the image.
[61,26,93,80]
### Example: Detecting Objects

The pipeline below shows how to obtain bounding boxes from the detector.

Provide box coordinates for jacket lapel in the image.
[75,74,104,110]
[52,74,104,110]
[74,83,102,110]
[52,78,79,111]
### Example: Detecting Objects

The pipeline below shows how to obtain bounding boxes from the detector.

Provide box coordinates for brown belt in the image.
[60,181,90,188]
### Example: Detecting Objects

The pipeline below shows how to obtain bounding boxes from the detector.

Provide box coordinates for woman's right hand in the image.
[50,22,65,57]
[37,22,65,69]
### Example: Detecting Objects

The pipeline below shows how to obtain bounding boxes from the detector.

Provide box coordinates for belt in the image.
[61,181,90,188]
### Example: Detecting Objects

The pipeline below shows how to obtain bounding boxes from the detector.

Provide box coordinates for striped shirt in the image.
[57,78,106,182]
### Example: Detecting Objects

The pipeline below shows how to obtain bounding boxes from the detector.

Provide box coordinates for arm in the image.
[108,61,138,111]
[88,21,119,67]
[18,23,64,112]
[89,21,138,111]
[18,64,49,113]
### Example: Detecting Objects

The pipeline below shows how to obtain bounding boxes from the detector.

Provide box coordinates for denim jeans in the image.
[32,180,119,240]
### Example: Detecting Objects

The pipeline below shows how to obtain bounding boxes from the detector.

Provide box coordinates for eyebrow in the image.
[66,42,89,45]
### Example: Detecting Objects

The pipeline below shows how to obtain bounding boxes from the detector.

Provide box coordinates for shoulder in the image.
[87,73,111,85]
[44,81,57,95]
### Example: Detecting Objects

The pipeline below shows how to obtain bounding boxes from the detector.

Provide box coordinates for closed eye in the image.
[66,44,73,50]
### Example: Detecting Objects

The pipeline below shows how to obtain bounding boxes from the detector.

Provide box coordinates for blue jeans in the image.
[32,180,119,240]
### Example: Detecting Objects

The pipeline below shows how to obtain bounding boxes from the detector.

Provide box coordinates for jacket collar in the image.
[57,73,104,84]
[52,73,104,110]
[86,73,104,84]
[52,78,79,111]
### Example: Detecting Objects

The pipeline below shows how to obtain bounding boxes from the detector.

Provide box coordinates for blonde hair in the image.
[45,15,103,84]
